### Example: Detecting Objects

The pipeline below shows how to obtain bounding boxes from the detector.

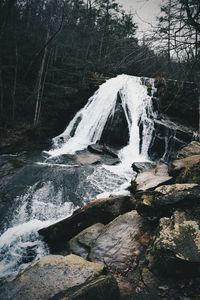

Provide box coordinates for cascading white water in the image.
[47,74,156,177]
[0,74,157,281]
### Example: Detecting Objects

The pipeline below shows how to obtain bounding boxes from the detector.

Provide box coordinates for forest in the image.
[1,1,200,299]
[0,0,199,137]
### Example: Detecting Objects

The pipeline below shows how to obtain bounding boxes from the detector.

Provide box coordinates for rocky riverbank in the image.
[1,141,200,299]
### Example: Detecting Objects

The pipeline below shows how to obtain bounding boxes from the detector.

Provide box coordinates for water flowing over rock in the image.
[46,75,157,174]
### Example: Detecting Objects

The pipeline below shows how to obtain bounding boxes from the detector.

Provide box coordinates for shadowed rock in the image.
[135,184,200,219]
[150,211,200,277]
[176,141,200,159]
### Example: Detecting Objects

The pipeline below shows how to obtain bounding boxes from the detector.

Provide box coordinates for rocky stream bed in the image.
[1,141,200,299]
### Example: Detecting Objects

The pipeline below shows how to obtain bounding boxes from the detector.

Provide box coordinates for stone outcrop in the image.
[0,254,119,300]
[149,210,200,277]
[135,184,200,219]
[39,195,135,253]
[176,141,200,158]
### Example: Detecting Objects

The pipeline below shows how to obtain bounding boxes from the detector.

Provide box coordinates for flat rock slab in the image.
[39,195,135,253]
[0,254,119,300]
[133,163,172,191]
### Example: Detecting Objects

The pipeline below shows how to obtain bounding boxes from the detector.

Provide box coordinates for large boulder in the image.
[39,195,135,253]
[135,184,200,219]
[0,254,119,300]
[150,211,200,277]
[68,211,153,296]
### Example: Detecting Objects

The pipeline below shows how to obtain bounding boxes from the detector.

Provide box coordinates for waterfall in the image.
[0,74,157,281]
[47,75,156,172]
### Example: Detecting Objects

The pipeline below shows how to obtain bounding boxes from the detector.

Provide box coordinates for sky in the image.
[118,0,162,34]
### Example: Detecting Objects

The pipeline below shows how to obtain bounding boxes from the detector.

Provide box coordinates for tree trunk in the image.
[33,31,49,127]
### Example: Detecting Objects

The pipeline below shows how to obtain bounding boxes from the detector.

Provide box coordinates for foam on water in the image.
[47,74,156,179]
[0,74,156,280]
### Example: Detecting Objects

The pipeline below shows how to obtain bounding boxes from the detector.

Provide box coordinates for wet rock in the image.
[39,195,135,253]
[88,143,118,158]
[148,119,193,161]
[0,254,119,300]
[132,163,172,192]
[135,184,200,219]
[88,211,153,295]
[75,153,101,165]
[176,141,200,159]
[100,93,129,147]
[69,223,105,259]
[131,162,155,174]
[150,211,200,277]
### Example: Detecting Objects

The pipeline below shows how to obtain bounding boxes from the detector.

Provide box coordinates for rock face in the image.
[100,93,129,147]
[148,119,194,161]
[176,141,200,158]
[135,184,200,219]
[0,254,119,300]
[151,211,200,277]
[132,163,172,192]
[39,195,135,253]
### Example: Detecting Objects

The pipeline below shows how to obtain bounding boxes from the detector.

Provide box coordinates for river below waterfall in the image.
[0,74,163,282]
[0,151,130,281]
